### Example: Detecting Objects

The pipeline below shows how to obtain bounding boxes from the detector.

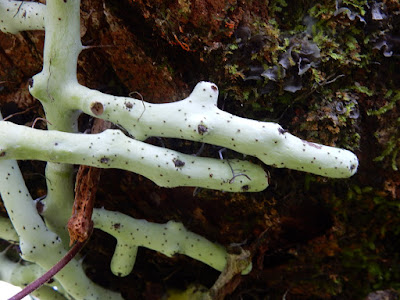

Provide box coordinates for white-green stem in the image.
[28,0,82,245]
[27,0,82,247]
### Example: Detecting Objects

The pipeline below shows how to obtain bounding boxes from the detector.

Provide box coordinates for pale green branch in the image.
[0,0,45,34]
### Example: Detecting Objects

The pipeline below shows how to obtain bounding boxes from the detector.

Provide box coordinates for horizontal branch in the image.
[0,0,45,34]
[56,81,359,178]
[92,209,252,276]
[0,121,269,192]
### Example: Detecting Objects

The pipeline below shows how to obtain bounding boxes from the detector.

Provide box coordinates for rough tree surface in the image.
[1,0,400,299]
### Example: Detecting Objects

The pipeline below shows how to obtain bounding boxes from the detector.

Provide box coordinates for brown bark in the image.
[68,118,111,245]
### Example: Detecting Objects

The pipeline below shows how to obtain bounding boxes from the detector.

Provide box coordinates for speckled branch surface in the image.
[60,81,358,178]
[92,208,252,277]
[0,121,268,192]
[0,0,359,299]
[0,158,123,299]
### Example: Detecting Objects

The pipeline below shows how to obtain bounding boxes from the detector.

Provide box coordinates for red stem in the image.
[9,241,85,300]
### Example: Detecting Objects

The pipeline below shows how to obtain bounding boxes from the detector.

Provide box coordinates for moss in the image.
[367,90,400,116]
[373,134,399,171]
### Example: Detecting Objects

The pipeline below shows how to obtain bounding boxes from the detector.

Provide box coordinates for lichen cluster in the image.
[2,0,398,298]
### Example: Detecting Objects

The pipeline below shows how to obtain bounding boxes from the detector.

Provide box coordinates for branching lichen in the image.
[0,0,359,298]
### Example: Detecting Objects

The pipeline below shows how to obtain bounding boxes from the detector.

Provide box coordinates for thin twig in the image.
[218,148,251,183]
[2,106,36,121]
[129,91,146,121]
[228,172,251,184]
[13,1,24,18]
[32,117,52,129]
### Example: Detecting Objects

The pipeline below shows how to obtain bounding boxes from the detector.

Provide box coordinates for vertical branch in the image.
[30,0,82,103]
[28,0,84,246]
[41,164,75,245]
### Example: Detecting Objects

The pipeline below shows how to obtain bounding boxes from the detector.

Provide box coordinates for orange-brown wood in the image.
[67,119,111,245]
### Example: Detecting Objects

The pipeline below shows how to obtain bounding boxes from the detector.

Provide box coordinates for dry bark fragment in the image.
[67,118,111,245]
